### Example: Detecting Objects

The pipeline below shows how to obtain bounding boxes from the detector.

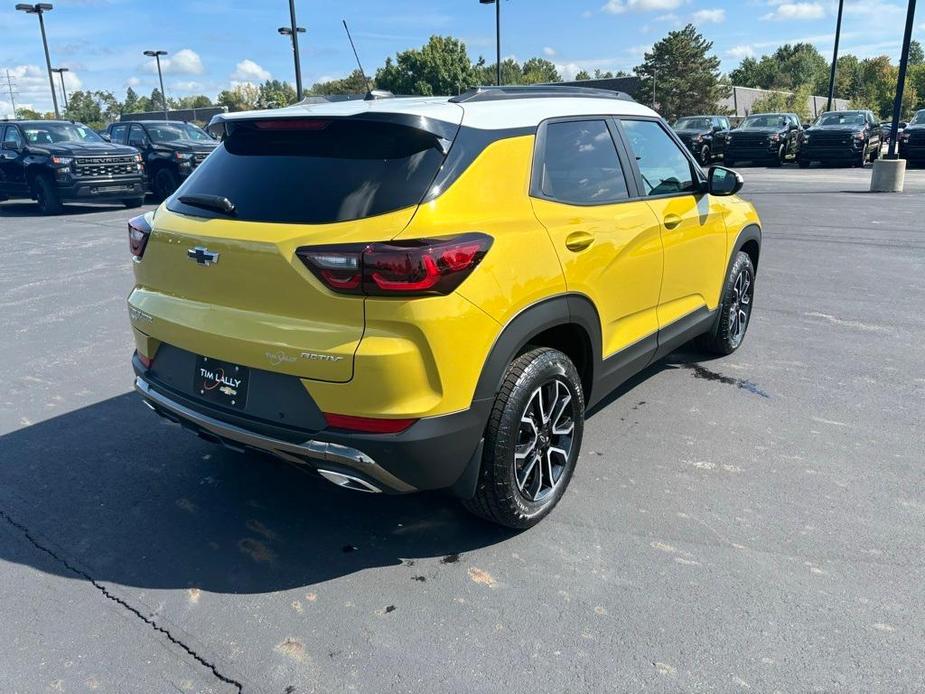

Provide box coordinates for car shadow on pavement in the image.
[0,393,515,594]
[0,202,137,217]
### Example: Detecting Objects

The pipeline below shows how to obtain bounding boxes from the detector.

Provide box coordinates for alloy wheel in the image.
[728,267,753,348]
[514,378,576,503]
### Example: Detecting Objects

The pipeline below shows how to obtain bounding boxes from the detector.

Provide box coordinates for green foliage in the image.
[909,40,924,67]
[749,84,812,122]
[634,24,729,121]
[257,79,297,108]
[63,90,121,129]
[521,58,561,84]
[574,70,591,81]
[216,83,260,112]
[908,64,925,110]
[15,107,46,119]
[375,35,477,95]
[309,69,370,96]
[730,43,829,92]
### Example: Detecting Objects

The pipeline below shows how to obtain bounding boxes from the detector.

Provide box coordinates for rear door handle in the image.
[565,231,595,252]
[663,214,683,230]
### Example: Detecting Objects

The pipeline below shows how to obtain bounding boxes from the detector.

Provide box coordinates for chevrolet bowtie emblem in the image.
[187,246,220,266]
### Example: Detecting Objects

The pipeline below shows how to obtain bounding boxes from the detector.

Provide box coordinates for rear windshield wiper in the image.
[178,194,236,215]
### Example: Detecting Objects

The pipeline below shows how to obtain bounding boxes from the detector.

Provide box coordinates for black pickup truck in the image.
[724,112,803,167]
[104,120,217,200]
[672,115,732,165]
[0,120,146,215]
[898,109,925,165]
[798,110,882,168]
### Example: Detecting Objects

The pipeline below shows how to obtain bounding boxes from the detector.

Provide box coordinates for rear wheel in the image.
[463,348,584,529]
[152,168,179,202]
[695,251,756,356]
[33,174,63,215]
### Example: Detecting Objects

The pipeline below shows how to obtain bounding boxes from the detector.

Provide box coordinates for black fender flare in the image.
[472,294,602,404]
[709,223,761,336]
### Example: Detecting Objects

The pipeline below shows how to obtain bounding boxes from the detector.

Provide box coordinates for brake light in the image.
[324,413,417,434]
[254,119,331,131]
[136,351,154,368]
[297,234,492,297]
[128,214,152,259]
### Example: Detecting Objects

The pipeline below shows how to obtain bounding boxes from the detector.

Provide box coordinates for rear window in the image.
[167,119,447,224]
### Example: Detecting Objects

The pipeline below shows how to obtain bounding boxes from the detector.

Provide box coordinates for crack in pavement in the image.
[0,506,243,693]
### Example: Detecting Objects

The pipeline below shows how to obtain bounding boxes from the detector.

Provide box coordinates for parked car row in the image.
[0,118,215,214]
[671,109,925,169]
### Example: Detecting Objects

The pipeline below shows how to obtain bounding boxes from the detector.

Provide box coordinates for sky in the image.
[1,0,922,116]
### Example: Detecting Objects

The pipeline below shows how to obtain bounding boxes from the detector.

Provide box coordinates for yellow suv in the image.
[128,86,761,528]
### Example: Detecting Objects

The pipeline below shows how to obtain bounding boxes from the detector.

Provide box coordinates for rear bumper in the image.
[133,355,489,497]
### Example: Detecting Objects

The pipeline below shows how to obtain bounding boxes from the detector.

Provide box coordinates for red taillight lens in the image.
[254,119,331,131]
[324,413,417,434]
[136,351,154,368]
[128,214,152,259]
[297,234,492,297]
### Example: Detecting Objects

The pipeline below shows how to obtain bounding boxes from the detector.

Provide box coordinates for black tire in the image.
[122,197,145,209]
[695,251,756,356]
[868,145,881,163]
[463,348,585,529]
[700,145,711,166]
[798,159,810,169]
[33,174,63,215]
[152,168,179,202]
[724,157,735,168]
[853,146,866,168]
[769,145,785,167]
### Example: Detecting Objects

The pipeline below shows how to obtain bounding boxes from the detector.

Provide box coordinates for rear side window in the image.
[536,120,629,205]
[621,120,697,197]
[168,119,447,224]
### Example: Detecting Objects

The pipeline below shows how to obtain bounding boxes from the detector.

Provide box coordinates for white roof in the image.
[215,94,659,131]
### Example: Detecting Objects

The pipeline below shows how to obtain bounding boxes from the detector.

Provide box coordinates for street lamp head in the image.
[278,27,291,35]
[51,67,69,73]
[18,2,54,10]
[143,50,168,57]
[479,0,497,4]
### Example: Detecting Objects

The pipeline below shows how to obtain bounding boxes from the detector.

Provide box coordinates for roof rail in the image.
[450,85,634,104]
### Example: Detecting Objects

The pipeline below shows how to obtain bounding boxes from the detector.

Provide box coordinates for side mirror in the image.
[99,132,111,142]
[707,166,743,197]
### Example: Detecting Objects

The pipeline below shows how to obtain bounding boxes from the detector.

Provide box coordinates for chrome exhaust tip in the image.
[318,469,382,493]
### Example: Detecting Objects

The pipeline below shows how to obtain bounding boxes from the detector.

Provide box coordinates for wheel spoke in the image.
[517,452,540,492]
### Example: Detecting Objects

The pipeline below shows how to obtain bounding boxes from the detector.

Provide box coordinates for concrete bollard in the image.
[870,158,906,193]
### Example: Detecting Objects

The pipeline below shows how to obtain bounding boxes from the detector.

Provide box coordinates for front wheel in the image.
[695,251,756,355]
[700,145,712,166]
[152,168,179,202]
[122,197,145,209]
[33,175,63,215]
[798,159,810,169]
[769,145,785,167]
[868,145,881,163]
[463,348,585,529]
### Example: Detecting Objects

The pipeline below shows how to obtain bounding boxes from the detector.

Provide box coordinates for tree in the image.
[123,86,140,114]
[833,54,862,102]
[521,57,561,84]
[634,24,729,121]
[729,57,773,88]
[309,69,370,95]
[173,95,213,109]
[216,83,260,112]
[16,107,45,119]
[258,79,297,108]
[908,63,925,110]
[375,35,476,95]
[473,58,525,86]
[729,43,829,92]
[909,40,924,67]
[574,70,591,81]
[63,90,121,128]
[749,84,813,122]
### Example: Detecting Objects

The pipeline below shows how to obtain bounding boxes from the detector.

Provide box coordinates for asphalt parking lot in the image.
[1,167,924,693]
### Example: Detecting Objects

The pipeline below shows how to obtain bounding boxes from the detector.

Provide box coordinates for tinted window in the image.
[110,124,128,144]
[128,125,147,148]
[168,119,446,224]
[621,120,697,197]
[22,122,102,144]
[537,120,629,205]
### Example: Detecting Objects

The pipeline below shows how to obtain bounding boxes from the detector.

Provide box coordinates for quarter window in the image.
[537,120,630,205]
[621,119,697,197]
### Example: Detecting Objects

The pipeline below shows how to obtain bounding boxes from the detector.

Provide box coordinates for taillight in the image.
[324,412,417,434]
[128,214,152,260]
[136,351,154,368]
[297,234,492,297]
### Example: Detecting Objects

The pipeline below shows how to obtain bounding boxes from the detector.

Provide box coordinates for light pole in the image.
[278,0,306,100]
[143,50,169,119]
[51,66,69,111]
[15,3,59,118]
[887,0,917,159]
[480,0,502,86]
[826,0,845,112]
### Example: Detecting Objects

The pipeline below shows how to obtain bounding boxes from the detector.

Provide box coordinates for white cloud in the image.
[544,46,557,57]
[602,0,684,14]
[727,45,756,59]
[0,64,81,114]
[174,80,205,92]
[126,76,141,88]
[762,2,825,20]
[231,59,271,82]
[693,8,725,23]
[145,48,204,76]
